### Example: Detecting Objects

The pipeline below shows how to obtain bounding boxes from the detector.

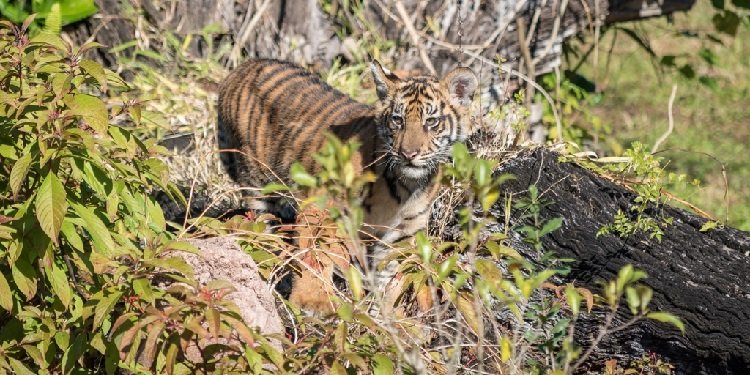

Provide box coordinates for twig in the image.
[653,147,729,223]
[228,0,271,68]
[472,0,528,52]
[394,0,436,75]
[531,0,569,66]
[516,16,536,106]
[651,84,677,154]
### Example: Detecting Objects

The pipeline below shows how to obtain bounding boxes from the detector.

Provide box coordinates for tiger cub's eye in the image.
[391,114,403,128]
[425,117,441,129]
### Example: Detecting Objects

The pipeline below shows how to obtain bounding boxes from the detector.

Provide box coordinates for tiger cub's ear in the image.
[370,60,400,100]
[442,67,478,107]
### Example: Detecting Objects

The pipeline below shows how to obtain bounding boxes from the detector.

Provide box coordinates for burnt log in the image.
[481,148,750,374]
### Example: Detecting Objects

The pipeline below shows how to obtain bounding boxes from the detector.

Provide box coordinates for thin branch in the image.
[228,0,271,68]
[651,84,677,154]
[394,0,436,75]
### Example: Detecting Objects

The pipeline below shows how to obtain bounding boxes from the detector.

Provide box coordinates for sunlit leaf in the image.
[93,290,122,330]
[9,151,32,197]
[372,354,394,375]
[12,258,37,300]
[71,203,114,256]
[47,261,73,308]
[647,311,685,333]
[79,59,108,91]
[500,335,512,363]
[0,271,13,311]
[35,173,67,244]
[65,94,108,134]
[8,357,36,375]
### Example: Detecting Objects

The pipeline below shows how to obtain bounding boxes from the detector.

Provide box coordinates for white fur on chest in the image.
[363,177,433,243]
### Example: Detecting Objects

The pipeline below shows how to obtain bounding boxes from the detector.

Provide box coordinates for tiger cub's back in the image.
[217,59,375,188]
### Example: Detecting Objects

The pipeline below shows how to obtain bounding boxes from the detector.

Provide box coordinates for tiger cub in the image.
[217,58,477,311]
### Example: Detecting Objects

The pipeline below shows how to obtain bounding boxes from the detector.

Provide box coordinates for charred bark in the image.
[484,148,750,374]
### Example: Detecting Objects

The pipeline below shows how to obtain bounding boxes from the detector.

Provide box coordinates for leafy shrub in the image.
[0,18,278,374]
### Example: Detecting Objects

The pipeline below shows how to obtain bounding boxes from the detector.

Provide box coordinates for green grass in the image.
[570,2,750,230]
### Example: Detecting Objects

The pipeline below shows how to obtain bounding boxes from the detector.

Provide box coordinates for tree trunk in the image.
[64,0,696,96]
[474,148,750,374]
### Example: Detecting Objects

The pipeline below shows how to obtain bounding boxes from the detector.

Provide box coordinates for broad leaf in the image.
[35,173,67,244]
[79,59,108,91]
[8,357,36,375]
[647,311,685,333]
[71,203,114,256]
[9,151,32,197]
[65,94,108,134]
[93,290,122,330]
[372,354,394,375]
[47,261,73,309]
[0,271,13,311]
[12,258,37,300]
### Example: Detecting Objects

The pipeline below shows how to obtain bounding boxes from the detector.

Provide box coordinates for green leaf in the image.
[12,258,37,301]
[9,152,32,197]
[290,162,316,187]
[35,173,68,245]
[347,266,364,301]
[261,182,289,194]
[79,59,108,91]
[416,231,432,263]
[331,361,347,375]
[60,219,84,251]
[698,76,719,91]
[337,302,353,322]
[625,286,640,315]
[565,283,581,317]
[0,2,29,23]
[146,198,165,231]
[43,2,62,34]
[647,311,685,333]
[71,203,115,256]
[34,0,99,25]
[94,290,122,330]
[538,217,563,237]
[372,354,394,375]
[47,261,73,308]
[29,32,67,50]
[473,159,492,187]
[8,357,36,375]
[699,221,720,232]
[500,335,512,363]
[62,331,87,373]
[65,94,108,134]
[0,271,13,311]
[132,278,155,304]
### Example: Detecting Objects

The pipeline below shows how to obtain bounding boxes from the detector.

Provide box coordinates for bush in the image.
[0,18,277,374]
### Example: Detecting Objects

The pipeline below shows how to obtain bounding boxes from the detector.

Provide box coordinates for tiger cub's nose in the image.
[400,148,419,160]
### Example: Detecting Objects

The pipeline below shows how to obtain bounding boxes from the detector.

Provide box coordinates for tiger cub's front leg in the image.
[363,173,443,313]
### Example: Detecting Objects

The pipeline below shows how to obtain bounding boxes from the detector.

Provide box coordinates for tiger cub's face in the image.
[370,61,478,181]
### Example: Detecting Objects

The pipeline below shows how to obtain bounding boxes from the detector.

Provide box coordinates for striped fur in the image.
[217,58,477,311]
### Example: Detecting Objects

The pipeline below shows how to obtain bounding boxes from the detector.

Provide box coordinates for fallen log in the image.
[476,148,750,374]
